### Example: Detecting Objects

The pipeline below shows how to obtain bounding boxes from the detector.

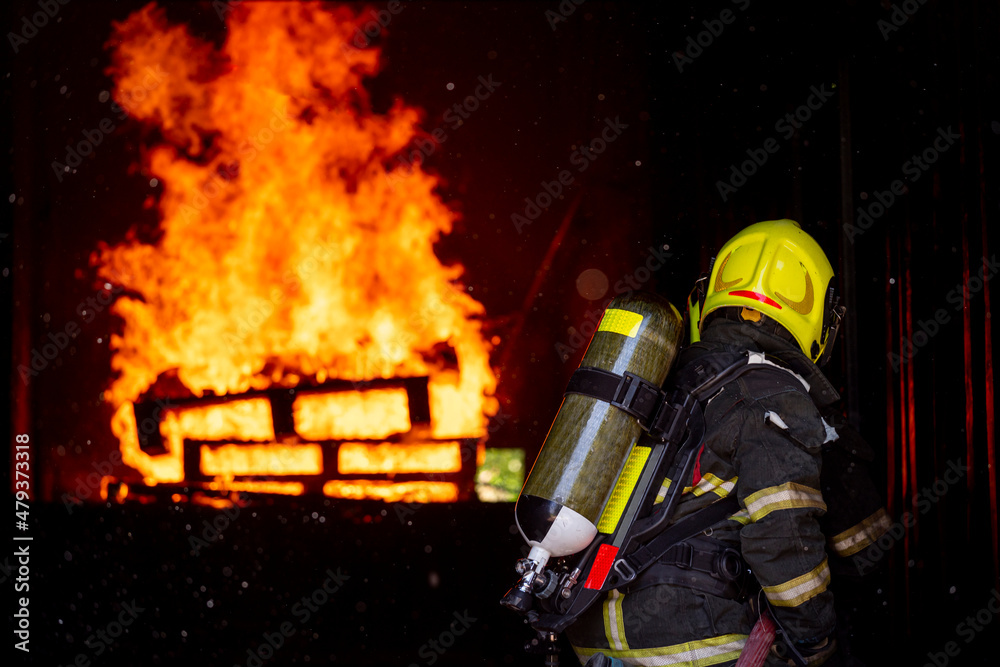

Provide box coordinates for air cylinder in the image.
[515,292,684,566]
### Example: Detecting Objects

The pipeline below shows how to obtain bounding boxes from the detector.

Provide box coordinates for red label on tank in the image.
[584,544,620,590]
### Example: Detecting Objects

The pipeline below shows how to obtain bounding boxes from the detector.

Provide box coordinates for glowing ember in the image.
[323,480,459,503]
[206,480,304,496]
[99,477,129,502]
[191,495,238,510]
[165,400,275,441]
[337,443,461,474]
[200,444,323,476]
[97,2,497,493]
[294,389,411,441]
[113,402,183,484]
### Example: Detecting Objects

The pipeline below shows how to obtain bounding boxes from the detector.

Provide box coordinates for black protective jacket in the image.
[568,316,888,665]
[674,316,840,643]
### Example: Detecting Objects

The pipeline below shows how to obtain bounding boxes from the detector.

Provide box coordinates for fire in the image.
[322,480,459,503]
[206,479,305,496]
[200,444,323,476]
[99,477,129,502]
[294,389,410,440]
[337,443,461,474]
[97,2,497,497]
[165,399,275,442]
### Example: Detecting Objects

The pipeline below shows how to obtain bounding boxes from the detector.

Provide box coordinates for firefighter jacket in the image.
[567,316,887,666]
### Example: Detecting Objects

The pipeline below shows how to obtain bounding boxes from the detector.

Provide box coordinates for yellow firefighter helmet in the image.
[699,219,843,364]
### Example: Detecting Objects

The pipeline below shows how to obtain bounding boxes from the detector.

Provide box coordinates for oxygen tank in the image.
[514,292,684,569]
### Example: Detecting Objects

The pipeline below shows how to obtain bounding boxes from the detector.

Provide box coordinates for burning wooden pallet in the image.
[118,375,479,502]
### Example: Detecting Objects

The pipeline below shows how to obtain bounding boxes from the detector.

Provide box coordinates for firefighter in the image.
[566,219,888,666]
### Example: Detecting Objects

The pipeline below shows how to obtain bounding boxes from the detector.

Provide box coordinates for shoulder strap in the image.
[602,494,741,591]
[563,349,803,446]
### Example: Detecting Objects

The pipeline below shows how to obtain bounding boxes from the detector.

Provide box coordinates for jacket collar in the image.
[696,318,842,409]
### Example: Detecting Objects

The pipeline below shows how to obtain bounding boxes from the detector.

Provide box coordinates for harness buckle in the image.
[673,543,694,569]
[612,559,637,585]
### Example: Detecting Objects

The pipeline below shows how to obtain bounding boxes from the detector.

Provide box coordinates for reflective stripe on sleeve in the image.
[828,508,892,557]
[655,473,738,504]
[691,473,738,498]
[762,557,831,608]
[743,482,826,522]
[654,478,672,504]
[573,633,748,667]
[603,589,630,651]
[727,508,750,525]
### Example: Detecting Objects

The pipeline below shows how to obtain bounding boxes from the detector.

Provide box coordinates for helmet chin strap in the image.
[817,304,846,367]
[686,273,710,343]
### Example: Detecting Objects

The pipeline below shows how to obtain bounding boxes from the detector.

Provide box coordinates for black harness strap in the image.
[564,351,803,447]
[627,534,747,599]
[603,494,741,590]
[565,367,664,426]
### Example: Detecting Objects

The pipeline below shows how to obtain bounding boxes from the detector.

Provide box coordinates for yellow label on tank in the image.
[597,445,651,533]
[597,309,644,338]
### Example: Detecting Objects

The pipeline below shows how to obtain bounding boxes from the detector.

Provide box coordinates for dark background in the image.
[4,0,998,665]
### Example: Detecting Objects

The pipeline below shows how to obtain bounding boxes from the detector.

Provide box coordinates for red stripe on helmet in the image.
[729,290,782,309]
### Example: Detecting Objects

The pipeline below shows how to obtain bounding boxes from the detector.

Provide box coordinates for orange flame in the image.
[98,3,497,488]
[200,444,323,476]
[294,389,410,440]
[323,480,459,503]
[337,442,461,474]
[165,399,275,442]
[99,476,129,502]
[206,479,304,496]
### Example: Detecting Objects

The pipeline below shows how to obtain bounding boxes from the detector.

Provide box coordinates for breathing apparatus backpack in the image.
[500,291,890,662]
